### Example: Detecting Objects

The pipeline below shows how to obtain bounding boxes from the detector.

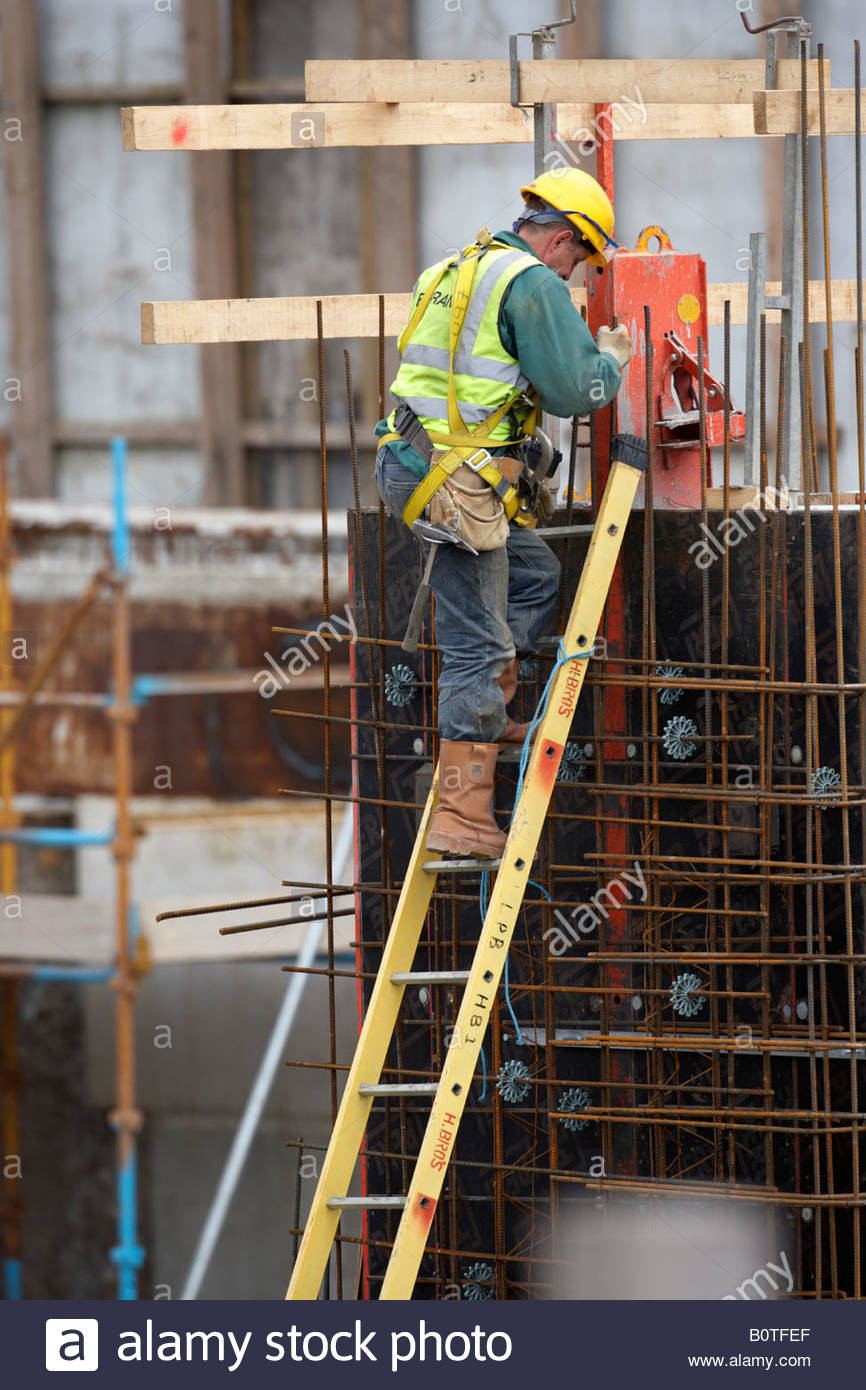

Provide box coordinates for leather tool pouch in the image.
[428,455,523,551]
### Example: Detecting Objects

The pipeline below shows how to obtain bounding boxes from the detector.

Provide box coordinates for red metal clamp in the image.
[656,330,745,450]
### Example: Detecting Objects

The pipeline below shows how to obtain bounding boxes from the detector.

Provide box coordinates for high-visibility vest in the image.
[386,242,539,448]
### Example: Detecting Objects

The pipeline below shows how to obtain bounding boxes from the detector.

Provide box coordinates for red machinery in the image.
[586,225,744,508]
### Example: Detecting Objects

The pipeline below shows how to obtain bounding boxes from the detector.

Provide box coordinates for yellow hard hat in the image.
[518,168,617,268]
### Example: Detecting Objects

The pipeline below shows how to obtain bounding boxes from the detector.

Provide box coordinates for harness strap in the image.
[381,392,541,530]
[401,447,522,530]
[397,232,502,357]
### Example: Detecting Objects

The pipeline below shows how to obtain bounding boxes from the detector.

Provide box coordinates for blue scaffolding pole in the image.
[1,437,144,1301]
[0,827,114,846]
[2,1257,21,1300]
[107,438,144,1299]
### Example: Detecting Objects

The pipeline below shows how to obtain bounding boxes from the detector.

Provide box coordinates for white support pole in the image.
[180,804,355,1300]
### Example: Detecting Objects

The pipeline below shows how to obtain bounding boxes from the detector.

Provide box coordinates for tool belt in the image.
[428,454,525,551]
[381,403,535,550]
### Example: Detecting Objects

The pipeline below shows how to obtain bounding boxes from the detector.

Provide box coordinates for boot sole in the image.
[425,835,505,860]
[423,856,503,873]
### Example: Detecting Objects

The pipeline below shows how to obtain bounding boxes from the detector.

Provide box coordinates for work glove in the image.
[596,324,633,370]
[535,484,556,526]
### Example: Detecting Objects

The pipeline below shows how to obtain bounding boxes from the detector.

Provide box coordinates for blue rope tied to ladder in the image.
[501,879,552,1050]
[513,639,593,805]
[478,869,490,1096]
[476,640,593,1100]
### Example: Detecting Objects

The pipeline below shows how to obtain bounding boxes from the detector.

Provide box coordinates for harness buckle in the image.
[462,447,492,473]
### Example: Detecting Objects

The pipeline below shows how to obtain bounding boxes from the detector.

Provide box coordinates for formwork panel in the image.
[349,503,866,1299]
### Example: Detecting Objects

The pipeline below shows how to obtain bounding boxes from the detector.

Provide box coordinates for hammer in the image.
[401,518,478,653]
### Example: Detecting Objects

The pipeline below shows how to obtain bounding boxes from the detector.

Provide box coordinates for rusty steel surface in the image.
[0,599,349,796]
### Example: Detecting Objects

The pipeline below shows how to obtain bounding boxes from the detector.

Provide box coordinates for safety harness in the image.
[380,229,540,530]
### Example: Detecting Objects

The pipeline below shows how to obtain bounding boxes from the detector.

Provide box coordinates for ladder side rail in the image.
[285,776,440,1298]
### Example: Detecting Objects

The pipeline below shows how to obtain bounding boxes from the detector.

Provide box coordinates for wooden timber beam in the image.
[122,100,783,151]
[143,295,409,344]
[304,57,828,106]
[141,279,864,346]
[754,88,866,136]
[0,0,53,496]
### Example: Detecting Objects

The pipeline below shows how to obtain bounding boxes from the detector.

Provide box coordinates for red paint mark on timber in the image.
[412,1194,437,1237]
[171,118,189,146]
[536,741,564,793]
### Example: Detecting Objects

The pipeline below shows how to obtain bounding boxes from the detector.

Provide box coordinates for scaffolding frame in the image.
[0,436,337,1298]
[0,437,146,1298]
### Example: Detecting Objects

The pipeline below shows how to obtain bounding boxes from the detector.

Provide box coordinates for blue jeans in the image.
[375,446,561,742]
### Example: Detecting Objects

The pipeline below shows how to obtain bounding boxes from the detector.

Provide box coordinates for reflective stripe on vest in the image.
[387,245,537,446]
[390,395,499,425]
[400,343,526,386]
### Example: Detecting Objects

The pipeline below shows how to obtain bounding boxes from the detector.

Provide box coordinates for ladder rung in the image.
[358,1082,440,1096]
[423,857,501,873]
[390,970,470,984]
[326,1195,407,1210]
[536,524,595,537]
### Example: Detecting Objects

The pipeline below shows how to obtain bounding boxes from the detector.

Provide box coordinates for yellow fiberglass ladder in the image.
[286,432,647,1301]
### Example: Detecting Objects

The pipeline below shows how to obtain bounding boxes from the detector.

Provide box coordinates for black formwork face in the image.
[348,505,866,1301]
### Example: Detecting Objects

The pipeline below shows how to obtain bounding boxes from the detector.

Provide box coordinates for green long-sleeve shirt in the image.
[375,228,621,479]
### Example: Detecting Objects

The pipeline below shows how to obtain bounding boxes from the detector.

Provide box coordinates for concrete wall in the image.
[251,0,363,509]
[31,3,197,501]
[0,0,372,508]
[11,782,358,1299]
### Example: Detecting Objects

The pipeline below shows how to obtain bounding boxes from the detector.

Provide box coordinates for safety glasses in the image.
[513,205,620,263]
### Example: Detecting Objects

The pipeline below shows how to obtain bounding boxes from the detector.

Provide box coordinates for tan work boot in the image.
[497,657,534,745]
[426,740,507,859]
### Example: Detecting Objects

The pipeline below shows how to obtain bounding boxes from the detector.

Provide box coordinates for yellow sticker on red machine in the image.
[677,293,700,324]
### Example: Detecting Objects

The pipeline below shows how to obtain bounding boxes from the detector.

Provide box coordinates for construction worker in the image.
[374,167,633,859]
